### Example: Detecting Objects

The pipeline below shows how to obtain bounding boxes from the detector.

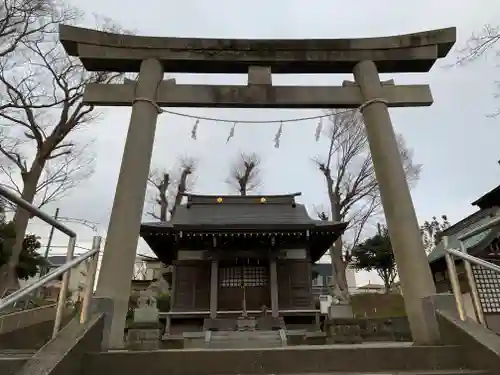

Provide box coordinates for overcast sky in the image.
[22,0,500,285]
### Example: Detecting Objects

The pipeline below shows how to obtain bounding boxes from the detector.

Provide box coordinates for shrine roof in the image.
[140,194,347,264]
[427,207,500,265]
[141,193,344,231]
[471,183,500,210]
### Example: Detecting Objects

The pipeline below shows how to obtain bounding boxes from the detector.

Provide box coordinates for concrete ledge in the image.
[83,344,463,374]
[437,309,500,374]
[59,25,456,73]
[15,313,105,375]
[0,315,74,350]
[0,305,57,335]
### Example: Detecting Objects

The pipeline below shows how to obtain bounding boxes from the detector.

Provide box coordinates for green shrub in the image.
[351,293,406,318]
[156,292,170,312]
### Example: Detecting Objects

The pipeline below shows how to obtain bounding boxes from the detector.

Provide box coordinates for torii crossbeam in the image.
[83,78,433,108]
[58,24,456,348]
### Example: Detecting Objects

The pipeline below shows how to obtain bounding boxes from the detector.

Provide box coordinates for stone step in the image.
[211,333,280,340]
[276,372,488,375]
[81,344,467,374]
[211,336,281,341]
[209,340,282,349]
[211,332,280,336]
[0,349,36,357]
[209,338,282,343]
[209,330,283,348]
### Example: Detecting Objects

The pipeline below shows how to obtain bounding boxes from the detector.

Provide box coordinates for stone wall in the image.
[0,308,75,350]
[0,305,57,335]
[326,316,412,342]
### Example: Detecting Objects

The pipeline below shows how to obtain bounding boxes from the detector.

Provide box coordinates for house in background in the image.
[355,281,402,294]
[311,263,357,296]
[131,254,171,294]
[19,254,89,302]
[428,183,500,333]
[356,282,386,294]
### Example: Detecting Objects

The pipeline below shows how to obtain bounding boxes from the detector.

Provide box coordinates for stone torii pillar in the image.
[353,60,437,343]
[94,59,164,347]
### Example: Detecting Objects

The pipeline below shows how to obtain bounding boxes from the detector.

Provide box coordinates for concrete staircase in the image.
[207,329,284,348]
[5,306,498,375]
[81,343,489,375]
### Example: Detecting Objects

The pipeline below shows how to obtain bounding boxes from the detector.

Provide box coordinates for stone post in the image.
[269,257,279,318]
[94,59,164,348]
[210,259,218,319]
[170,263,177,309]
[353,60,437,344]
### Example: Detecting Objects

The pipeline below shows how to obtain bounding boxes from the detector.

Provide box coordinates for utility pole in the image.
[42,208,60,275]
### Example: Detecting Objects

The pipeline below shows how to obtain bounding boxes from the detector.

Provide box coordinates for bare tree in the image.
[147,157,196,222]
[0,144,94,210]
[226,152,262,196]
[456,24,500,64]
[455,24,500,116]
[0,12,123,294]
[314,109,421,302]
[420,215,450,254]
[0,0,63,60]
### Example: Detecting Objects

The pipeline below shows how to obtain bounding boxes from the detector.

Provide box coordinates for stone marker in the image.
[126,290,161,350]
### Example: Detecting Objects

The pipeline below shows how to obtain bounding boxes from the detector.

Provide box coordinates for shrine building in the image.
[140,193,347,333]
[428,183,500,333]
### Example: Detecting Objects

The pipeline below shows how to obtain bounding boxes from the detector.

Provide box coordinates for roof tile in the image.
[427,207,500,263]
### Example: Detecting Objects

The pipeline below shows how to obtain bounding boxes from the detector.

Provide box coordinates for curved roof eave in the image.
[59,25,456,73]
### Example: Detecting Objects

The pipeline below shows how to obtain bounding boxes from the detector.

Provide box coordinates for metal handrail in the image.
[443,222,500,328]
[0,186,76,237]
[0,248,98,311]
[446,248,500,273]
[0,185,100,337]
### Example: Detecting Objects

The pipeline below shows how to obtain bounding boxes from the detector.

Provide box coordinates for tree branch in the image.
[147,156,196,222]
[226,152,262,196]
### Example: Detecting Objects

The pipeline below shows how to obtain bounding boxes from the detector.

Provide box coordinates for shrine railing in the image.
[0,185,101,338]
[443,215,500,326]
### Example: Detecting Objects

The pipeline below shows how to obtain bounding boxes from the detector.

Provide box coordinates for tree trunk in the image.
[0,160,44,295]
[383,277,391,294]
[160,200,167,222]
[328,190,350,303]
[329,237,350,303]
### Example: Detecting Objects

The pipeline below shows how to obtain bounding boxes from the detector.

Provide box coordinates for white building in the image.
[19,255,90,302]
[311,263,357,296]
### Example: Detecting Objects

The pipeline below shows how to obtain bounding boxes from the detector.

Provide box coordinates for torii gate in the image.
[59,25,456,347]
